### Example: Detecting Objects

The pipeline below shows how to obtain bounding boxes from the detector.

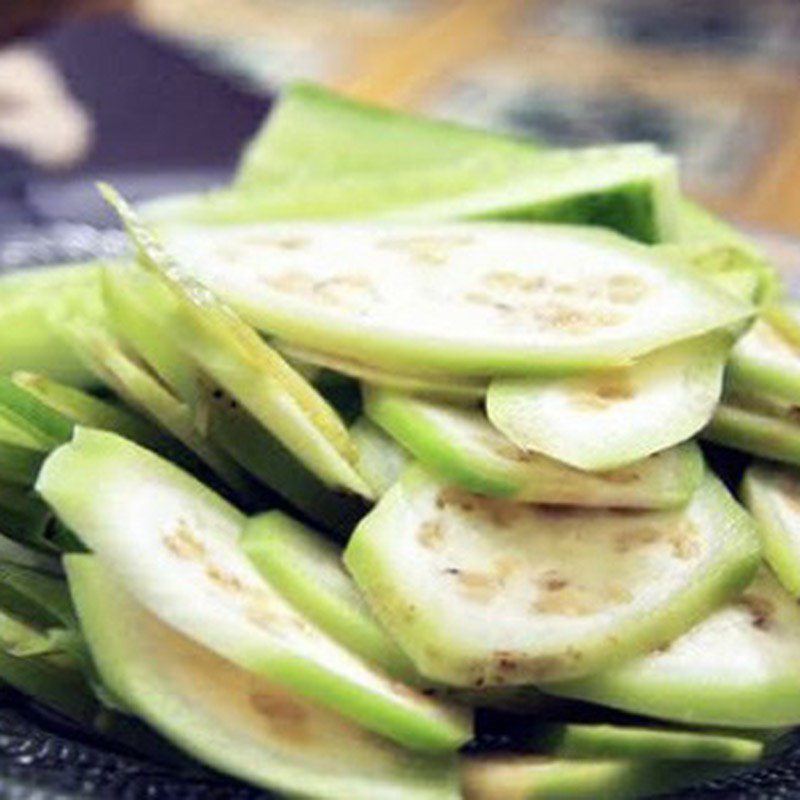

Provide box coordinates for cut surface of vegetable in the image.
[743,463,800,596]
[105,187,372,498]
[0,262,103,386]
[66,555,460,800]
[547,568,800,728]
[243,512,418,681]
[38,429,471,750]
[461,755,729,800]
[351,417,411,497]
[365,389,703,508]
[344,466,759,687]
[487,335,728,471]
[277,342,487,402]
[155,221,750,375]
[523,721,764,763]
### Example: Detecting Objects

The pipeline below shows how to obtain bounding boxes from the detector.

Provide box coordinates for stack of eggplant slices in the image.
[1,84,800,800]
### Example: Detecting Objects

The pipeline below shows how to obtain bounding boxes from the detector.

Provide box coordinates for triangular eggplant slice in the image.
[351,417,411,497]
[344,466,759,687]
[461,755,730,800]
[103,187,372,498]
[547,568,800,728]
[243,511,418,682]
[743,462,800,596]
[365,389,703,508]
[487,335,728,471]
[37,429,471,751]
[66,555,461,800]
[153,220,750,376]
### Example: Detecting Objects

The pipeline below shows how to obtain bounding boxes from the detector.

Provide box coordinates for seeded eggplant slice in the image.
[344,465,759,687]
[104,187,372,498]
[546,568,800,728]
[38,429,471,750]
[154,221,750,376]
[743,462,800,596]
[243,511,418,682]
[487,335,728,471]
[704,393,800,468]
[522,722,763,763]
[351,417,411,497]
[365,389,703,508]
[66,555,461,800]
[461,755,729,800]
[277,343,487,402]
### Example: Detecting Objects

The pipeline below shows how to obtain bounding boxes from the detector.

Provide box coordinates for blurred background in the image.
[1,0,800,252]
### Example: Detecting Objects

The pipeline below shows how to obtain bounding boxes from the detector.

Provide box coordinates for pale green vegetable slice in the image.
[38,429,471,750]
[726,320,800,403]
[276,342,486,402]
[487,335,728,471]
[0,376,74,451]
[243,511,418,682]
[66,555,460,800]
[365,389,703,508]
[344,466,759,687]
[742,462,800,596]
[157,221,750,376]
[0,561,75,631]
[64,321,251,497]
[104,187,372,498]
[462,755,729,800]
[704,393,800,468]
[547,568,800,728]
[0,441,45,487]
[351,417,411,497]
[524,722,763,763]
[0,262,103,387]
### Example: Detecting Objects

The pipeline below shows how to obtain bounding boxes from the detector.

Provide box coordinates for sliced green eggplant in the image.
[547,567,800,728]
[703,393,800,467]
[365,389,703,508]
[726,320,800,403]
[202,385,366,536]
[462,755,729,800]
[0,482,59,553]
[0,376,74,451]
[236,82,535,186]
[11,371,169,454]
[67,555,460,799]
[64,321,252,497]
[742,462,800,596]
[344,465,759,687]
[0,441,45,487]
[0,262,104,387]
[523,722,763,763]
[487,335,728,471]
[277,342,487,402]
[243,511,418,682]
[0,561,75,630]
[38,429,471,750]
[351,417,411,497]
[105,187,372,498]
[157,220,749,376]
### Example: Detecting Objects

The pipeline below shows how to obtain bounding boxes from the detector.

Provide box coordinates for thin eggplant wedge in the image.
[38,429,471,751]
[487,335,728,471]
[742,462,800,596]
[0,376,74,451]
[105,187,372,499]
[67,555,461,800]
[344,465,759,687]
[365,389,703,508]
[726,320,800,404]
[546,567,800,728]
[277,342,487,403]
[243,512,418,682]
[703,393,800,468]
[522,722,763,763]
[155,221,750,376]
[65,321,252,497]
[351,417,411,497]
[0,262,104,387]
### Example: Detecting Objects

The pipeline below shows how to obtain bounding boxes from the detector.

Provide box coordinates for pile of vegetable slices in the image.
[1,84,800,799]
